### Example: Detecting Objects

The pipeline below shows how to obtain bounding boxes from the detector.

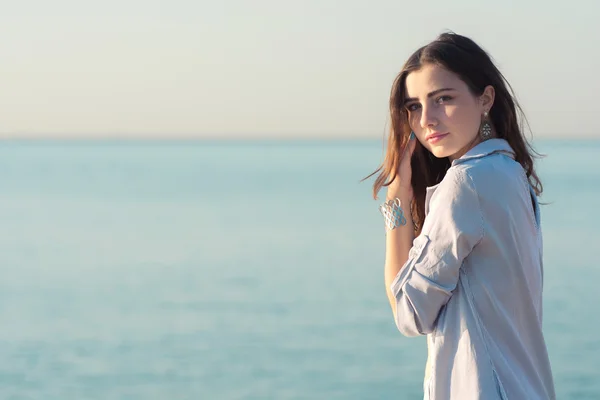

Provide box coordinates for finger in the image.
[407,135,417,154]
[403,134,417,158]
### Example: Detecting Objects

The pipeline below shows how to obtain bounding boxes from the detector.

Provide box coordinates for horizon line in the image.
[0,133,595,141]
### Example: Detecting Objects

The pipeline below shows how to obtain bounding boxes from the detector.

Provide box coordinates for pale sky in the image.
[1,0,598,139]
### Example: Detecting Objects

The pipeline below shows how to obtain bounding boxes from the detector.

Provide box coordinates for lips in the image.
[426,133,449,143]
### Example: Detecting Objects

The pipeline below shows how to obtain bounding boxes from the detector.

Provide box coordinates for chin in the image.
[428,145,454,159]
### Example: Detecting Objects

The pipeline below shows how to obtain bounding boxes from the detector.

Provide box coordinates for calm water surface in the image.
[0,139,597,399]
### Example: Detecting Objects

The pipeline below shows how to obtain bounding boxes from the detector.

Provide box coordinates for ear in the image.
[480,85,495,112]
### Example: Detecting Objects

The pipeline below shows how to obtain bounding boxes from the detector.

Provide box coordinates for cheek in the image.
[445,106,480,133]
[408,112,421,132]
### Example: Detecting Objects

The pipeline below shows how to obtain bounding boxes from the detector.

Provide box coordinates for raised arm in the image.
[387,168,484,336]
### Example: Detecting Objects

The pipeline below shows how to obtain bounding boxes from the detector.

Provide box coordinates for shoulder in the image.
[427,164,480,218]
[423,160,485,242]
[431,152,525,209]
[435,164,478,200]
[451,153,525,197]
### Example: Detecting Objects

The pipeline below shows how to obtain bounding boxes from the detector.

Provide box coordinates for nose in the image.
[420,104,438,129]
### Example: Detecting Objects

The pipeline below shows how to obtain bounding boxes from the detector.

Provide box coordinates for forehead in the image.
[404,64,466,97]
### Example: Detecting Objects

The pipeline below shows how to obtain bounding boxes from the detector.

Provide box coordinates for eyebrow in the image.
[404,88,455,104]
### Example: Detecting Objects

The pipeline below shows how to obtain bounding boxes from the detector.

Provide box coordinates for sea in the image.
[0,139,597,399]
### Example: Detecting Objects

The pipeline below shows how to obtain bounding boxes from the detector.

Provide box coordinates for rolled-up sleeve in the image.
[390,168,484,336]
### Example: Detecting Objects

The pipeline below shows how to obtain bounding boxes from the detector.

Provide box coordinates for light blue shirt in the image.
[390,139,556,399]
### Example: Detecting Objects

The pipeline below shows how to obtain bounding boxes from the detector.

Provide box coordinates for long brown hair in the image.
[364,32,543,235]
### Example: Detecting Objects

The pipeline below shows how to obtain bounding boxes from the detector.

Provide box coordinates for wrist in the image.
[386,190,413,203]
[379,196,414,233]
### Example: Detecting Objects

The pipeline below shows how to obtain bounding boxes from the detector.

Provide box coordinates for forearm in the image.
[383,195,415,318]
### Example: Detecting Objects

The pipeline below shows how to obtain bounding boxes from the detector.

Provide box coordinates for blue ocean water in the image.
[0,139,597,399]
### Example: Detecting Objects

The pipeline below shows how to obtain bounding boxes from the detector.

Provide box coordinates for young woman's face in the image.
[404,64,493,161]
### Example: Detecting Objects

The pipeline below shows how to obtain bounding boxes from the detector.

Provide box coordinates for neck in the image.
[449,135,487,162]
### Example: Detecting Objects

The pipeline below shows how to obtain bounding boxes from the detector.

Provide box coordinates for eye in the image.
[406,103,421,112]
[436,95,453,104]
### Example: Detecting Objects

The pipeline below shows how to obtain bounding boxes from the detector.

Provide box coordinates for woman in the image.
[368,33,555,399]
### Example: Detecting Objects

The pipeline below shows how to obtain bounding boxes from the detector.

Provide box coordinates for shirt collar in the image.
[451,138,515,166]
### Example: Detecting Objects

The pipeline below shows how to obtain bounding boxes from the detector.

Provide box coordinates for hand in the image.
[386,134,417,201]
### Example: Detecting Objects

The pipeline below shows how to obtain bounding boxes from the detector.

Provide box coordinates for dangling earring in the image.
[480,111,493,141]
